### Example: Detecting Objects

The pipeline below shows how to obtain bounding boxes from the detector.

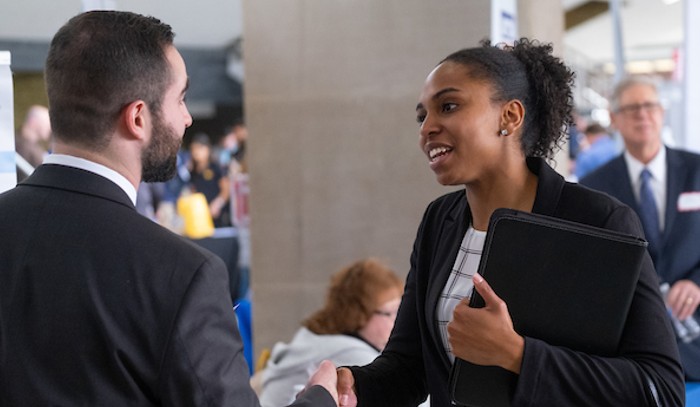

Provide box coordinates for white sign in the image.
[0,51,16,193]
[82,0,116,12]
[491,0,518,45]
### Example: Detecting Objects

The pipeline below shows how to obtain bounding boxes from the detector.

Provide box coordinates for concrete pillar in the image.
[242,0,564,356]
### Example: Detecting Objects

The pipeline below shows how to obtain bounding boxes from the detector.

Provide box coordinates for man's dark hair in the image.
[45,11,175,150]
[584,123,608,136]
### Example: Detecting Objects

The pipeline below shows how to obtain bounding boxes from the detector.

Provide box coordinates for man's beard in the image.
[141,111,181,183]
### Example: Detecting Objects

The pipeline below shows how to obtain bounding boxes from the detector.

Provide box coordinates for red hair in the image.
[303,257,403,335]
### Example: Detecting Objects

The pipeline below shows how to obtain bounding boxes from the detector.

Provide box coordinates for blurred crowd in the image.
[135,119,250,234]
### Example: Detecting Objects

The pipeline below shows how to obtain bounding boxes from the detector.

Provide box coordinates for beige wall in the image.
[242,1,564,357]
[519,0,564,53]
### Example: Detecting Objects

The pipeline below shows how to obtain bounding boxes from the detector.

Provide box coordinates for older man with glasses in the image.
[581,76,700,381]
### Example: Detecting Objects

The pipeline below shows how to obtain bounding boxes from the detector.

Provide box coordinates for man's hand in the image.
[299,360,339,405]
[668,279,700,320]
[448,273,524,374]
[336,367,358,407]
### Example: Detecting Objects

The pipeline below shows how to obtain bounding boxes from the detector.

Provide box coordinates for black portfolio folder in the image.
[449,208,648,407]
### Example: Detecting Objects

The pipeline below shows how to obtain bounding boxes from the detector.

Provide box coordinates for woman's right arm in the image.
[345,209,434,407]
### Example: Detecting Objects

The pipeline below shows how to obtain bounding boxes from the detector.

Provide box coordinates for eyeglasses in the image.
[615,102,661,116]
[374,309,398,318]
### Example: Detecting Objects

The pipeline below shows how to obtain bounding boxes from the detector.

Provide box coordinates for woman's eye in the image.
[416,114,426,124]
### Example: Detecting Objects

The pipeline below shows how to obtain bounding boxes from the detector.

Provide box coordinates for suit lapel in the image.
[607,157,638,210]
[663,149,685,248]
[585,156,638,210]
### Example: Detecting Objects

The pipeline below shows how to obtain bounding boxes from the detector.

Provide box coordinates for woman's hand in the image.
[297,360,339,405]
[336,367,358,407]
[668,279,700,320]
[447,273,524,374]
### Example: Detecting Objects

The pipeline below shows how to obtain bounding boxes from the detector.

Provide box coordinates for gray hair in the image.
[610,76,660,112]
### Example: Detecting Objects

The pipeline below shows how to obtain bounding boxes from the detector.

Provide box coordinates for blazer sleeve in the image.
[512,205,685,407]
[158,255,335,407]
[349,214,431,407]
[350,272,429,407]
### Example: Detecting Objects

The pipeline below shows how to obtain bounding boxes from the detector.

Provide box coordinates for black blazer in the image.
[0,164,333,407]
[350,158,684,406]
[581,147,700,380]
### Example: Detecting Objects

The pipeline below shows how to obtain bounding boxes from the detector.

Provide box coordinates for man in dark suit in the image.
[0,11,337,406]
[581,76,700,380]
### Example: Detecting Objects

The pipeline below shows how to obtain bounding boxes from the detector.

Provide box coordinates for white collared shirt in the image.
[624,147,666,230]
[43,154,137,206]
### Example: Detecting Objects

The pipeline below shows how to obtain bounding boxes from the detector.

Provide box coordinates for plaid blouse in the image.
[436,226,486,362]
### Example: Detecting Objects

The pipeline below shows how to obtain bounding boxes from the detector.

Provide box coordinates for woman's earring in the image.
[499,129,508,136]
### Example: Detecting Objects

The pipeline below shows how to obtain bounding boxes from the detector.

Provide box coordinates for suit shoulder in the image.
[559,181,638,230]
[135,215,225,269]
[670,147,700,164]
[579,155,623,187]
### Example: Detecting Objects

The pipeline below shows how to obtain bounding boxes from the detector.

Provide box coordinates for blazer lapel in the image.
[529,158,565,216]
[424,193,469,368]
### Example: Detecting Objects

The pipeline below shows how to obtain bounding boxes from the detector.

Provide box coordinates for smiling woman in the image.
[336,38,685,407]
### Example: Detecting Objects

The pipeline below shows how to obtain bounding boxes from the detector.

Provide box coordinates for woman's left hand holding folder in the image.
[448,273,525,374]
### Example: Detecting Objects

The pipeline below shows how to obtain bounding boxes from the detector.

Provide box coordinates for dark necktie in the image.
[638,168,660,259]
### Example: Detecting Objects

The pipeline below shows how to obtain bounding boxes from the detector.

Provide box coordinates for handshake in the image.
[297,360,357,407]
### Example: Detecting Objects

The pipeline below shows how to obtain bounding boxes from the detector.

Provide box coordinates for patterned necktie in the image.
[638,168,660,259]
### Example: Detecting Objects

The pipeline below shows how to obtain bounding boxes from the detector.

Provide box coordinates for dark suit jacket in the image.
[0,164,333,407]
[581,147,700,380]
[350,158,684,406]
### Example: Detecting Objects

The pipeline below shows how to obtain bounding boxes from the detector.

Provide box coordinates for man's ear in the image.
[608,110,618,131]
[122,100,149,141]
[500,99,525,136]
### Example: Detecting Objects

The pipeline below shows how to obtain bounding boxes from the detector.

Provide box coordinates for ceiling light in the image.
[602,58,676,75]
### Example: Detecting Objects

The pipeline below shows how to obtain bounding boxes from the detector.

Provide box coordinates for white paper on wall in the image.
[0,51,16,193]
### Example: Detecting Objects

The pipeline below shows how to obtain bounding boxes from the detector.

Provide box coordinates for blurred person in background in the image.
[581,76,700,381]
[187,132,231,227]
[573,122,619,180]
[15,104,52,181]
[259,258,407,407]
[216,118,249,173]
[135,181,167,221]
